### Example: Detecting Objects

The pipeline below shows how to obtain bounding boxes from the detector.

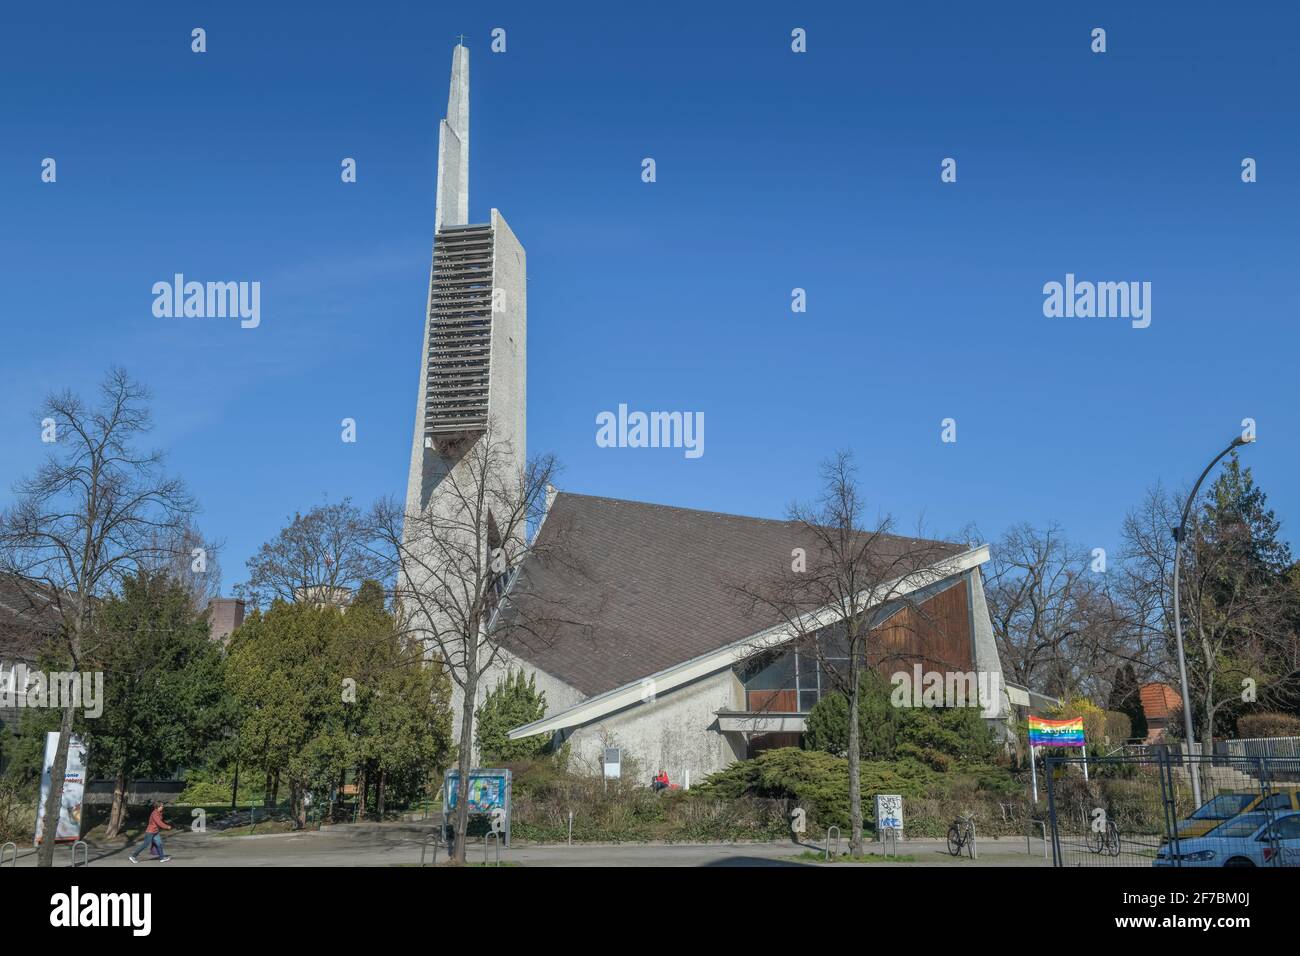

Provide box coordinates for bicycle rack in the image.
[70,840,89,868]
[825,826,841,861]
[1,842,17,867]
[485,831,501,867]
[1027,820,1048,860]
[882,826,900,858]
[967,820,978,860]
[420,831,442,867]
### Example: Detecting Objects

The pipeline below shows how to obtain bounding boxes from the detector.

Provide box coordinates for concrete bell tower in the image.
[406,42,526,519]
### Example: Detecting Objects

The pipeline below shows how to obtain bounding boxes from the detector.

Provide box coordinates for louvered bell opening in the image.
[425,223,493,435]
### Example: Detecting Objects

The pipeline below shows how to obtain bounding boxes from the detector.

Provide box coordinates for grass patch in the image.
[209,819,298,837]
[794,850,919,864]
[395,860,522,868]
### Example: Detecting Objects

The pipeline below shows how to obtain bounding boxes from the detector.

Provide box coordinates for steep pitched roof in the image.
[1139,682,1182,721]
[496,492,965,697]
[0,572,62,660]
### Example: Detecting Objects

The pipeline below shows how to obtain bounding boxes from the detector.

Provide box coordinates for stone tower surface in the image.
[405,42,526,521]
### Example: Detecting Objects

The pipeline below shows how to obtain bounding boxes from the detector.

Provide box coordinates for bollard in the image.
[825,826,841,861]
[420,831,441,867]
[1027,820,1048,860]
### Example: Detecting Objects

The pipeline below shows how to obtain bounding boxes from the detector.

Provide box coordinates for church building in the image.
[405,44,1011,783]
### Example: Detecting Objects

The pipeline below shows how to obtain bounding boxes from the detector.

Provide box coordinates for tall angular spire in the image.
[409,41,526,517]
[434,43,470,231]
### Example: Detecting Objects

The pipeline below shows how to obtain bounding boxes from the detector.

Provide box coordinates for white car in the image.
[1154,810,1300,867]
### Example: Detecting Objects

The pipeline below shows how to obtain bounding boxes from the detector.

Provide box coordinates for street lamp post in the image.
[1171,433,1252,807]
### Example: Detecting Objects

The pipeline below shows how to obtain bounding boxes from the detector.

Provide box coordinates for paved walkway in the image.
[6,823,1054,867]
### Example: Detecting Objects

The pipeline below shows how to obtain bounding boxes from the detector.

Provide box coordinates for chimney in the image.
[207,597,246,644]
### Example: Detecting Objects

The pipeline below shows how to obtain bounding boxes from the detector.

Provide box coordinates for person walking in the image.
[129,801,174,863]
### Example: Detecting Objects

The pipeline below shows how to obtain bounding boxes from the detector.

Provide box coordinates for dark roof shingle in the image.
[497,492,963,697]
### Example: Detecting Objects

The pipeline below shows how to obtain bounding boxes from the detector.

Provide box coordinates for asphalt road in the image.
[6,823,1054,867]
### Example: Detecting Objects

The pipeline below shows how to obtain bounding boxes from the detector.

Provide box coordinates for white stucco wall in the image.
[557,669,745,784]
[476,654,747,782]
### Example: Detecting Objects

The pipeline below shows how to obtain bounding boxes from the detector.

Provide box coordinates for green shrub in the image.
[1049,696,1107,747]
[179,780,234,805]
[0,779,37,846]
[697,747,1028,837]
[804,674,999,766]
[804,672,900,759]
[697,748,946,831]
[1104,711,1132,745]
[1236,712,1300,739]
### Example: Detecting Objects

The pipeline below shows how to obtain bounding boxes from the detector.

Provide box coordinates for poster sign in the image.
[1028,716,1086,748]
[444,768,510,812]
[35,732,87,844]
[875,794,903,840]
[443,768,512,846]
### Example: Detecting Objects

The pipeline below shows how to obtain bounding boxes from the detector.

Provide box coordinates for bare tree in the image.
[368,425,588,863]
[984,523,1141,700]
[0,368,194,866]
[239,498,388,608]
[735,452,955,855]
[140,518,224,614]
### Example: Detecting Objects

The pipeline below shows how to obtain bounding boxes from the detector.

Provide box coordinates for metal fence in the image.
[1045,752,1298,868]
[1217,737,1300,778]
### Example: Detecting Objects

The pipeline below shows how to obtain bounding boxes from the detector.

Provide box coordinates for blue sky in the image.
[2,1,1296,592]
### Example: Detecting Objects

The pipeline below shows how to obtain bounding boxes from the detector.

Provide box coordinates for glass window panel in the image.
[742,650,796,691]
[798,689,819,712]
[1192,794,1255,820]
[796,650,820,686]
[819,658,849,689]
[1266,816,1300,840]
[819,629,850,660]
[1211,813,1268,838]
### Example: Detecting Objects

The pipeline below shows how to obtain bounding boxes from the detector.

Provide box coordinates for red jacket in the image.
[146,808,172,834]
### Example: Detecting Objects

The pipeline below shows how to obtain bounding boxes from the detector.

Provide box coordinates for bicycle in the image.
[1088,818,1121,857]
[947,813,976,857]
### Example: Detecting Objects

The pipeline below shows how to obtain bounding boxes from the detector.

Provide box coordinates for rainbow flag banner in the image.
[1028,716,1086,748]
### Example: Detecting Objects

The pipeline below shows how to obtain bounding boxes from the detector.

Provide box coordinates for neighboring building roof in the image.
[1005,680,1062,712]
[1140,682,1182,721]
[497,491,967,698]
[0,572,61,660]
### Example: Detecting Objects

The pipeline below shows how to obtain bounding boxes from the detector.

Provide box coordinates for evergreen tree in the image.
[804,671,899,759]
[475,671,548,763]
[804,671,997,767]
[1107,664,1147,741]
[1178,455,1296,743]
[226,585,453,825]
[82,571,228,837]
